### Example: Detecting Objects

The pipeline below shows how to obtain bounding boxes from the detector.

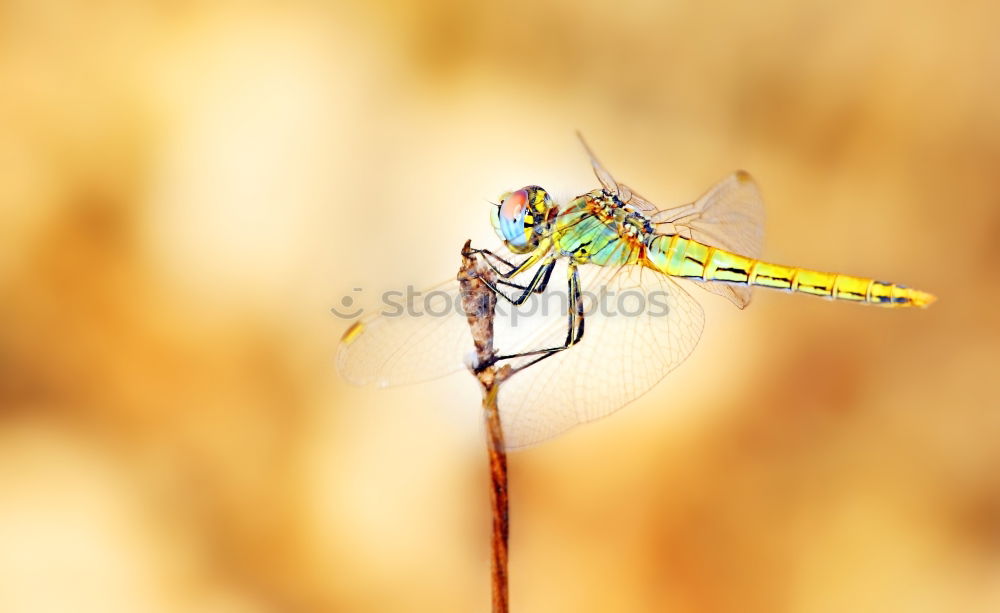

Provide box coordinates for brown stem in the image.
[482,381,508,613]
[457,240,512,613]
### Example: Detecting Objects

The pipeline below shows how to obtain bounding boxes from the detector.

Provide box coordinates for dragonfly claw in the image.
[465,349,499,374]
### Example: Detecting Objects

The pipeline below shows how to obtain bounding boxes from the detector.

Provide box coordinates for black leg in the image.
[492,262,585,370]
[462,247,516,270]
[484,258,556,306]
[462,247,523,278]
[493,259,555,294]
[476,249,518,275]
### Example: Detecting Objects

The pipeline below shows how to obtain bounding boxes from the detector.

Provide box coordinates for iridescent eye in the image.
[496,189,530,248]
[499,189,528,223]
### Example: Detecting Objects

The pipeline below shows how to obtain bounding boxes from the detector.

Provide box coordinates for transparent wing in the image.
[336,276,473,387]
[577,131,621,196]
[336,241,531,387]
[578,132,653,210]
[650,170,765,309]
[497,253,706,449]
[652,170,764,258]
[338,238,708,448]
[617,184,658,211]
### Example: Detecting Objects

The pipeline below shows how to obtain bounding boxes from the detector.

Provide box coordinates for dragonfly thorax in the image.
[587,189,655,237]
[491,185,557,254]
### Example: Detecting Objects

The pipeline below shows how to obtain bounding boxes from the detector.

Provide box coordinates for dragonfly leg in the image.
[494,259,555,294]
[461,246,520,277]
[469,248,519,276]
[493,262,585,371]
[464,246,547,280]
[483,258,556,306]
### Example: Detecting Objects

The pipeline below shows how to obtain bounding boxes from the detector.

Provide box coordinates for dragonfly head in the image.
[491,186,554,254]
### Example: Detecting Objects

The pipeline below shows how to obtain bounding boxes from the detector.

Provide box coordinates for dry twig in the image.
[458,240,512,613]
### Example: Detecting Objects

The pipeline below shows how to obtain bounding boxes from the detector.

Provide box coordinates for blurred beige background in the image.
[1,1,998,612]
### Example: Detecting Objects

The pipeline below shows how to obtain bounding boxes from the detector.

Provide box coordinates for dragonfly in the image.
[337,136,935,449]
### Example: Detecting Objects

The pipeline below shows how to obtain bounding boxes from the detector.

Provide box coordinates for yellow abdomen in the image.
[645,235,936,308]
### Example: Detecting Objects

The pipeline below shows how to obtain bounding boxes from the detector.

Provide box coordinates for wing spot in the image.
[341,321,365,344]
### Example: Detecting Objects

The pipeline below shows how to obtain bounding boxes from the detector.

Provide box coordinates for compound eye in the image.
[498,189,530,248]
[499,189,528,224]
